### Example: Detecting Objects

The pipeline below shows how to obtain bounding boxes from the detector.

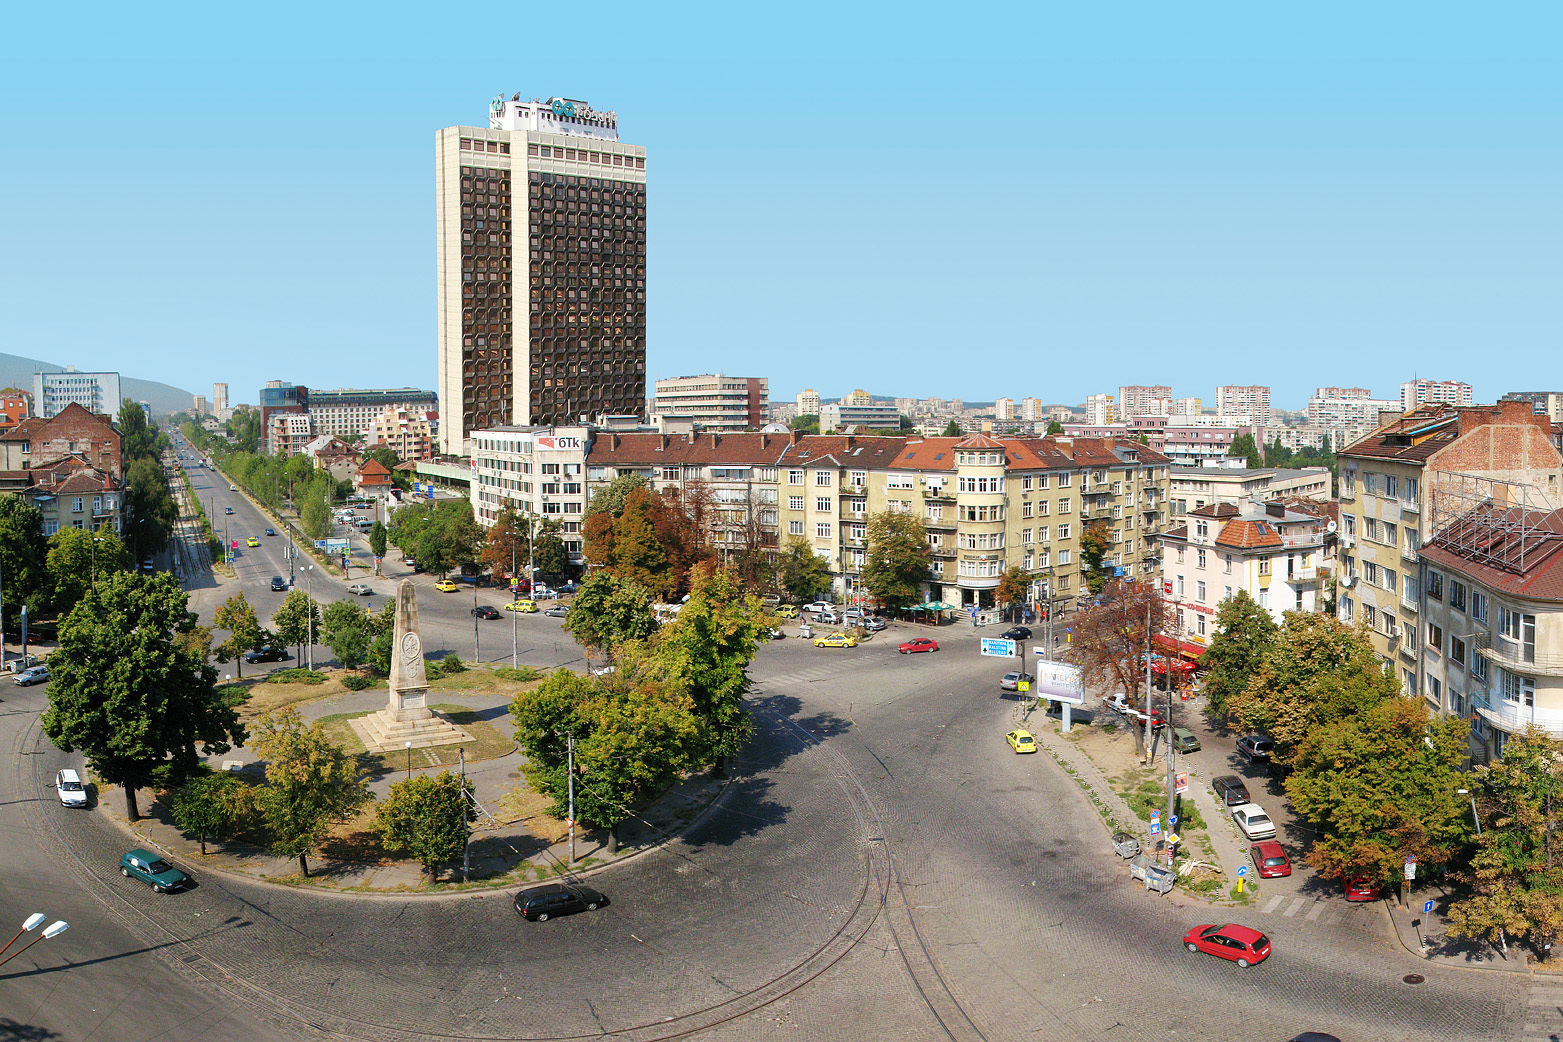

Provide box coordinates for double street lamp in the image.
[0,913,68,968]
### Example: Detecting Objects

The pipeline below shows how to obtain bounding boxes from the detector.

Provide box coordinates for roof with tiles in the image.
[1189,503,1241,520]
[589,431,803,467]
[954,432,1005,449]
[1215,518,1284,550]
[0,417,47,443]
[1420,506,1563,602]
[776,435,909,470]
[1340,401,1554,464]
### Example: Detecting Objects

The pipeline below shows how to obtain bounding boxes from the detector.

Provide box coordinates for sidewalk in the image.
[1381,880,1535,975]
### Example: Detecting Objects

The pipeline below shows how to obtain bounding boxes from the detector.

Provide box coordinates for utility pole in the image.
[567,733,576,867]
[511,538,518,668]
[1142,593,1153,760]
[473,588,480,663]
[459,747,470,883]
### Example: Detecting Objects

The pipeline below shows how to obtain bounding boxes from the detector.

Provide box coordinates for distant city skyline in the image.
[4,7,1558,414]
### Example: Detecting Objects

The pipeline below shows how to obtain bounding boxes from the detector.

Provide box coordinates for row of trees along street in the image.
[1192,590,1563,957]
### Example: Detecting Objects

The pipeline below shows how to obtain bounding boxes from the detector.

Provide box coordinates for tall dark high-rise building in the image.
[436,95,647,456]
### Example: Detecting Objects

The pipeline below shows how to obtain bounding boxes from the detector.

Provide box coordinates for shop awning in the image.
[1153,635,1207,661]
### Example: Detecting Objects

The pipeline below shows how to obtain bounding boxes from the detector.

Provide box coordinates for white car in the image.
[805,601,836,615]
[1232,804,1277,840]
[56,768,88,807]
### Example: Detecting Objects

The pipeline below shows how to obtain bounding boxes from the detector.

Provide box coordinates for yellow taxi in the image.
[433,579,460,593]
[1006,729,1038,754]
[774,605,799,618]
[813,632,857,649]
[504,598,538,613]
[245,536,260,547]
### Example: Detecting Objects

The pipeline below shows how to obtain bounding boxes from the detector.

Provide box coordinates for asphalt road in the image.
[2,448,1534,1039]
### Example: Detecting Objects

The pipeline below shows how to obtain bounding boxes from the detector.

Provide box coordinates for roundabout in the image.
[1,622,1536,1041]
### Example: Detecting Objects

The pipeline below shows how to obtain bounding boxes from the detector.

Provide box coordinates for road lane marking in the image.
[1262,895,1285,914]
[1305,902,1325,921]
[1284,897,1305,918]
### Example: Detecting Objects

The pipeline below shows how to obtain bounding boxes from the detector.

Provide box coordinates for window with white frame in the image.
[815,496,832,513]
[815,522,832,538]
[1197,580,1206,602]
[1058,549,1071,565]
[1426,622,1443,655]
[1471,590,1488,623]
[788,520,804,535]
[1471,651,1488,683]
[788,470,804,485]
[1501,669,1535,707]
[788,496,804,511]
[1057,523,1070,540]
[815,471,833,487]
[1448,580,1466,611]
[1450,635,1466,666]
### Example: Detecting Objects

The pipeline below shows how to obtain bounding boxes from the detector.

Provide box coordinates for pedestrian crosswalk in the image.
[1255,892,1363,928]
[757,663,863,687]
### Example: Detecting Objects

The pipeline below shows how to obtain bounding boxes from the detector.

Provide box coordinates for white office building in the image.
[468,425,591,565]
[34,369,121,423]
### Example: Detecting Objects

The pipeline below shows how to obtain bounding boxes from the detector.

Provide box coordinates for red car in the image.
[1183,923,1271,967]
[1343,876,1381,902]
[1250,842,1292,878]
[898,638,939,654]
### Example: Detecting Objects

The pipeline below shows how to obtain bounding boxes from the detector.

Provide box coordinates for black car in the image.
[999,626,1032,641]
[472,605,501,620]
[1212,775,1252,808]
[514,882,607,921]
[1237,734,1275,761]
[270,576,288,591]
[244,646,290,664]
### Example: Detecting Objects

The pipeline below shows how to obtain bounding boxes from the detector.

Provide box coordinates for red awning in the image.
[1153,635,1207,661]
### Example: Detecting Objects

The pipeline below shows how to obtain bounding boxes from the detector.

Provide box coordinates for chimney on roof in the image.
[1054,437,1074,458]
[687,430,697,444]
[1265,501,1285,518]
[709,432,719,448]
[790,429,804,446]
[761,433,770,450]
[610,433,620,450]
[846,436,855,449]
[659,434,669,451]
[982,420,992,434]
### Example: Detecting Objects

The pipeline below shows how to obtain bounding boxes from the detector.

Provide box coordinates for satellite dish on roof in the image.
[1341,575,1356,588]
[1326,520,1337,534]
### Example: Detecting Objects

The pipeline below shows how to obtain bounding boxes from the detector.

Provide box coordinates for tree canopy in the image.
[862,510,931,611]
[41,572,246,820]
[1227,432,1263,469]
[1198,589,1278,719]
[566,572,658,654]
[213,592,264,676]
[375,770,468,880]
[250,706,372,877]
[585,474,652,518]
[1226,613,1400,766]
[777,536,833,603]
[320,599,373,670]
[0,496,50,622]
[46,526,131,616]
[941,420,962,437]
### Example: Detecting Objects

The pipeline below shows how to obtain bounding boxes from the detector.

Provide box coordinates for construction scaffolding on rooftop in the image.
[1428,471,1563,575]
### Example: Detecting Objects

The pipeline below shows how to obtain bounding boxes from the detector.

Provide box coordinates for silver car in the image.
[1000,670,1034,691]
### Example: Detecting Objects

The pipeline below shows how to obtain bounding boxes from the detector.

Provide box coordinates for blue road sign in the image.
[1424,900,1434,914]
[1170,815,1178,826]
[1150,809,1160,819]
[980,638,1017,658]
[1149,821,1161,835]
[1237,866,1248,877]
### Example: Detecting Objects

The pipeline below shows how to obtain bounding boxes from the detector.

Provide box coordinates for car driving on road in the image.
[1005,729,1037,753]
[270,576,288,591]
[999,626,1032,641]
[1182,923,1270,967]
[813,632,857,649]
[55,768,88,808]
[897,638,939,654]
[120,849,190,893]
[471,605,500,619]
[543,604,570,618]
[346,583,372,596]
[514,882,606,922]
[13,664,49,686]
[243,646,290,664]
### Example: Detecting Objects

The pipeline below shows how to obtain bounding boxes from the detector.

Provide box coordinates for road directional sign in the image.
[1169,815,1178,826]
[1149,821,1161,835]
[1424,900,1435,914]
[980,638,1017,658]
[1237,866,1248,877]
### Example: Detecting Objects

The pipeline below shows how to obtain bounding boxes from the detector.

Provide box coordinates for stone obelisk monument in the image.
[352,580,474,753]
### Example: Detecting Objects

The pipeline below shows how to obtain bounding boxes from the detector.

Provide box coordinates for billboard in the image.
[1031,657,1085,704]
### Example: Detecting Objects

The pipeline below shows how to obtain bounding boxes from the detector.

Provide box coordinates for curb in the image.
[95,769,738,902]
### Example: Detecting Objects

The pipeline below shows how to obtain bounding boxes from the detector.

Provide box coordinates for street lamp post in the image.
[511,538,518,669]
[1457,788,1483,838]
[405,740,413,779]
[0,915,67,968]
[303,565,315,672]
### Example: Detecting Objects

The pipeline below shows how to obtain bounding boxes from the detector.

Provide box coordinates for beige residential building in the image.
[1170,466,1332,517]
[365,405,436,461]
[993,398,1014,421]
[1084,394,1115,426]
[1215,385,1271,428]
[1401,379,1473,412]
[1021,397,1043,422]
[796,389,821,416]
[1337,402,1563,695]
[1117,385,1172,418]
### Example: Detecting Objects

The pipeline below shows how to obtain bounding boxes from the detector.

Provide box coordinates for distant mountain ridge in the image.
[0,352,196,418]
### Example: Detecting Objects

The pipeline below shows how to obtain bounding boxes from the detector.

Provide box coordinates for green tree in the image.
[366,601,397,673]
[994,566,1032,622]
[1286,696,1470,897]
[1228,432,1263,468]
[320,600,372,670]
[1227,613,1400,766]
[300,473,332,540]
[374,770,469,880]
[862,511,930,612]
[1072,580,1170,753]
[1045,419,1064,435]
[365,445,401,472]
[271,589,319,659]
[213,592,263,677]
[510,669,701,854]
[125,454,177,557]
[1446,728,1563,953]
[251,706,372,877]
[369,520,388,562]
[1199,589,1278,720]
[0,497,52,623]
[941,420,962,437]
[1078,520,1114,594]
[284,453,315,499]
[585,474,652,518]
[607,488,671,594]
[650,567,767,771]
[170,770,255,855]
[790,414,821,435]
[566,572,657,654]
[41,572,246,820]
[777,536,833,603]
[480,503,530,579]
[533,527,570,579]
[47,527,132,614]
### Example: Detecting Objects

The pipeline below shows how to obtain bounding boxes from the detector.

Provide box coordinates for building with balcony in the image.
[1084,394,1115,425]
[652,374,768,431]
[1216,385,1271,428]
[1160,501,1331,636]
[1337,401,1563,695]
[469,426,591,564]
[1170,465,1332,516]
[365,405,437,461]
[1308,387,1400,429]
[819,390,900,432]
[33,369,121,424]
[1117,385,1173,418]
[1402,379,1473,412]
[1419,503,1563,764]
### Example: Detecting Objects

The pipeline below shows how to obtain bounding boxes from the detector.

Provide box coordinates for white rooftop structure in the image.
[488,95,619,140]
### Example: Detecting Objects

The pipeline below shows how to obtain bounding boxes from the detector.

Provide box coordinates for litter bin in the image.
[799,623,813,640]
[1129,854,1175,895]
[1111,831,1141,859]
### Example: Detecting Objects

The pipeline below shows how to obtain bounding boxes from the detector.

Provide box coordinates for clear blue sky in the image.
[2,3,1557,413]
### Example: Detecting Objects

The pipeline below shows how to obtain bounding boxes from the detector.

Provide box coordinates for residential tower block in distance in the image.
[436,95,648,455]
[1215,385,1271,428]
[1117,385,1172,418]
[1401,379,1474,412]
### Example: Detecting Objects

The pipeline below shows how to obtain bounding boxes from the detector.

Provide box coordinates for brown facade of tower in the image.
[437,97,647,455]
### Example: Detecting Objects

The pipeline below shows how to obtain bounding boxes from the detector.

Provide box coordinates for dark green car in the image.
[120,848,190,893]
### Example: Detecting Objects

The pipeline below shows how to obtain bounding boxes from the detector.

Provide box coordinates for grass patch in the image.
[267,668,328,685]
[1100,721,1117,734]
[427,704,516,762]
[341,672,377,691]
[494,666,544,682]
[315,711,376,756]
[1180,876,1222,895]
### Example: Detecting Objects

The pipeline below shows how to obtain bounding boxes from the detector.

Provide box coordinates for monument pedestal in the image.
[349,579,478,754]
